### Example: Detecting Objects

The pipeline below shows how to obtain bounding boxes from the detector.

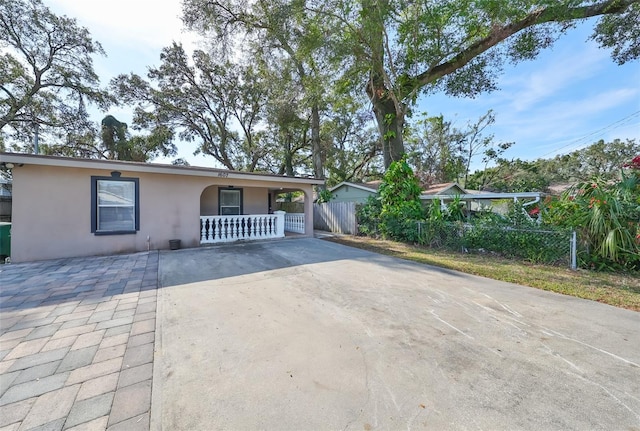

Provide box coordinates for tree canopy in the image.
[0,0,111,149]
[182,0,638,169]
[342,0,640,168]
[465,138,640,192]
[112,44,278,171]
[182,0,350,180]
[405,110,513,187]
[3,0,635,181]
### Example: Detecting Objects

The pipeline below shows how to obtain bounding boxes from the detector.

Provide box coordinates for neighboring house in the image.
[329,181,467,204]
[420,182,467,201]
[0,153,324,263]
[422,187,544,220]
[329,180,542,221]
[328,181,382,204]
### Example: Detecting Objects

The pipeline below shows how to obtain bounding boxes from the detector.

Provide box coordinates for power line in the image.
[540,110,640,158]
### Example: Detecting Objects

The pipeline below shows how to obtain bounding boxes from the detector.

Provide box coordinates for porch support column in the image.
[303,185,314,237]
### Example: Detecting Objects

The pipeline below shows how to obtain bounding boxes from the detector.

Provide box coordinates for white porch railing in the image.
[200,212,285,244]
[284,213,305,234]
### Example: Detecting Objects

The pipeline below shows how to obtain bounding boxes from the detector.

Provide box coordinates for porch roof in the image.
[0,153,325,186]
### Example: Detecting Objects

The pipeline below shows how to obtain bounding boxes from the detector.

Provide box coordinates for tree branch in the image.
[414,0,638,89]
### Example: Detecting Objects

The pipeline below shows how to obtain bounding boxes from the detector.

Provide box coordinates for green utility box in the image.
[0,222,11,260]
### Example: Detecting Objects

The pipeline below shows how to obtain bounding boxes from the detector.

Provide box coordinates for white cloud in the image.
[48,0,197,50]
[500,43,609,112]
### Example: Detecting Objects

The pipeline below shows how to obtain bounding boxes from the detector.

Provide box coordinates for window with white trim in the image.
[91,174,139,234]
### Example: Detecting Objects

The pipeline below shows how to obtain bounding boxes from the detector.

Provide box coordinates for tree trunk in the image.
[363,0,405,170]
[311,102,324,184]
[369,85,405,169]
[284,132,294,177]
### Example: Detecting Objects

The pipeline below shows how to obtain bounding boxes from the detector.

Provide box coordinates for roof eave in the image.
[420,192,544,200]
[329,181,378,193]
[0,153,325,186]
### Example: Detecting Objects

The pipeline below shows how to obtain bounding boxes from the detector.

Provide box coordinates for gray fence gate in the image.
[314,202,357,234]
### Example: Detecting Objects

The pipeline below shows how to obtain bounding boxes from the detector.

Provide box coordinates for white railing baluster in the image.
[283,212,305,234]
[258,216,265,238]
[214,218,220,241]
[199,214,287,244]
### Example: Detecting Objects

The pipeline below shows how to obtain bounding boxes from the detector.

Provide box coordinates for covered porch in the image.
[199,185,310,244]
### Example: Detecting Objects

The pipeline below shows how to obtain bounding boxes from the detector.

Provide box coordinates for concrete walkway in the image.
[0,252,158,430]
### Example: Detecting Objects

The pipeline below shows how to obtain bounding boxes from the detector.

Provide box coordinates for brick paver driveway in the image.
[0,252,158,430]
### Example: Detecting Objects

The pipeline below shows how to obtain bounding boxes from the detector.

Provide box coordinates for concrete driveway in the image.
[154,238,640,430]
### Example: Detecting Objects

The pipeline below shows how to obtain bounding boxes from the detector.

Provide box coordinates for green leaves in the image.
[467,139,640,192]
[592,2,640,64]
[112,45,273,171]
[377,157,424,237]
[0,0,111,149]
[543,173,640,270]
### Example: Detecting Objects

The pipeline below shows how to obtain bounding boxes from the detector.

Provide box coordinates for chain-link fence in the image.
[416,222,576,268]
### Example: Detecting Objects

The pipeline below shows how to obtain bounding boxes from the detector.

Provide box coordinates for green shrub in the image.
[360,157,425,242]
[356,196,382,236]
[543,170,639,271]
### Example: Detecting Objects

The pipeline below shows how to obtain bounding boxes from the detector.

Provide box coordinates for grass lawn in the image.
[323,235,640,312]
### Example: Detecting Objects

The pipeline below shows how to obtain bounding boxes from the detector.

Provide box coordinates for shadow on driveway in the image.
[153,237,640,430]
[158,237,469,288]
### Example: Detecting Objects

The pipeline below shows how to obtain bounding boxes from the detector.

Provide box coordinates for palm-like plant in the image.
[543,160,639,270]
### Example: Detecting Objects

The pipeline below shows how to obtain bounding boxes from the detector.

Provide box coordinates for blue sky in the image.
[420,21,640,170]
[47,0,640,171]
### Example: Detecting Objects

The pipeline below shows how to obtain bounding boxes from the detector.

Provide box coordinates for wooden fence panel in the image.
[313,202,357,234]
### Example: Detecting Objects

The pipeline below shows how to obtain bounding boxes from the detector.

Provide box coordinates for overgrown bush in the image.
[542,160,639,271]
[356,158,640,270]
[356,196,382,236]
[316,188,334,203]
[357,158,424,241]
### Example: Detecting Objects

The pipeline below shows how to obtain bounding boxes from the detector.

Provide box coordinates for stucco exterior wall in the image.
[200,186,268,215]
[200,186,218,216]
[11,164,315,262]
[243,187,268,214]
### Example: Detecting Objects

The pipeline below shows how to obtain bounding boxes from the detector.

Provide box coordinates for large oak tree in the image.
[0,0,111,149]
[184,0,639,170]
[329,0,640,168]
[112,44,273,171]
[182,0,349,180]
